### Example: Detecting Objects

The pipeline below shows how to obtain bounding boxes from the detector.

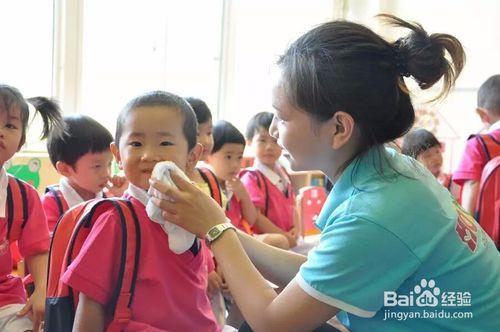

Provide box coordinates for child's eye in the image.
[94,165,102,169]
[5,123,18,129]
[160,141,173,146]
[129,141,142,147]
[225,155,232,160]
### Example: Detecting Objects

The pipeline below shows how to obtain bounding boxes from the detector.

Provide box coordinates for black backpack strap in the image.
[6,176,29,240]
[475,135,492,161]
[198,167,223,207]
[45,186,65,217]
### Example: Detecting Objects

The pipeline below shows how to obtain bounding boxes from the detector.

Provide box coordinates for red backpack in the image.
[44,185,70,220]
[44,198,141,332]
[197,167,223,207]
[471,132,500,162]
[198,167,254,234]
[475,156,500,248]
[6,175,35,293]
[6,175,29,243]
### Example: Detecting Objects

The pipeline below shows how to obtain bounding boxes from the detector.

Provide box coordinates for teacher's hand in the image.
[149,172,228,237]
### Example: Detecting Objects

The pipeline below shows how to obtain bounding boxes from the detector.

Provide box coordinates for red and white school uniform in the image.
[41,177,105,232]
[62,183,218,331]
[240,160,295,232]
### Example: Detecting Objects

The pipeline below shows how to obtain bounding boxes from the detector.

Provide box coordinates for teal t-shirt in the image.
[298,146,500,331]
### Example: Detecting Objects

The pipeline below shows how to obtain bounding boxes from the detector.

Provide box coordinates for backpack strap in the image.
[470,133,500,162]
[7,176,29,242]
[107,200,141,330]
[45,185,69,218]
[197,167,223,207]
[244,170,269,216]
[476,135,492,161]
[46,199,141,331]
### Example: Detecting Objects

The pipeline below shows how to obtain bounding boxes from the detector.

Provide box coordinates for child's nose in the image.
[141,146,161,162]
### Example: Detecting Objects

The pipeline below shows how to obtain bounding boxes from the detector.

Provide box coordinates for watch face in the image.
[208,228,220,238]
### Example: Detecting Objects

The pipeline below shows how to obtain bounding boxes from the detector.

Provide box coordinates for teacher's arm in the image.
[236,230,306,287]
[150,174,339,331]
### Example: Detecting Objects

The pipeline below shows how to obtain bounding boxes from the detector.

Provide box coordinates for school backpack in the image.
[197,167,223,207]
[6,175,29,243]
[6,175,35,294]
[239,169,270,217]
[198,167,254,234]
[44,185,70,219]
[44,198,141,332]
[469,131,500,162]
[474,156,500,248]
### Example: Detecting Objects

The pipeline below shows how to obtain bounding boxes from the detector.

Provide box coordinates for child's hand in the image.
[284,231,298,248]
[18,288,45,331]
[216,267,230,296]
[207,271,223,298]
[105,175,129,197]
[225,178,247,200]
[288,227,299,239]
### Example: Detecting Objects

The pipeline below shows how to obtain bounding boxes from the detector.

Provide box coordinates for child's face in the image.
[65,151,113,194]
[0,106,23,166]
[112,106,191,190]
[417,145,443,177]
[207,143,244,181]
[197,119,214,161]
[251,128,282,168]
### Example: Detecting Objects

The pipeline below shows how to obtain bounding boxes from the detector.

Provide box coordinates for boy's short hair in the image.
[401,128,440,159]
[185,97,212,124]
[245,112,274,141]
[212,121,245,154]
[115,91,197,151]
[47,114,113,167]
[478,75,500,115]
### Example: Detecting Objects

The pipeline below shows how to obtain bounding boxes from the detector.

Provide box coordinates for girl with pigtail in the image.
[0,85,62,331]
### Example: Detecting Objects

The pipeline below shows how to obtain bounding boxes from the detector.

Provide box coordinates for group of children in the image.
[0,82,300,331]
[0,74,498,332]
[401,74,500,213]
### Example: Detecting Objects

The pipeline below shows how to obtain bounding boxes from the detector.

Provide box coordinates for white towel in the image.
[146,161,196,254]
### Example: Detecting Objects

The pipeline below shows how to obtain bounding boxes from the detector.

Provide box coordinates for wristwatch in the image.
[205,221,236,246]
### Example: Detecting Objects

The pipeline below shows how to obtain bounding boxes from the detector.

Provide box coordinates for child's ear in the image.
[329,111,355,150]
[186,143,203,171]
[55,161,74,177]
[110,142,122,170]
[476,107,491,126]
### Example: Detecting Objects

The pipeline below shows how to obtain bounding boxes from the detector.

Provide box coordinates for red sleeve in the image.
[61,209,122,306]
[452,137,487,185]
[240,171,266,212]
[18,186,50,258]
[41,192,60,233]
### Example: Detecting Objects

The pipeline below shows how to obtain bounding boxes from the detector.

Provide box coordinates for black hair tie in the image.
[394,38,411,77]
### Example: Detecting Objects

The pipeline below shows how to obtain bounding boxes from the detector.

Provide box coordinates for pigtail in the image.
[26,96,64,139]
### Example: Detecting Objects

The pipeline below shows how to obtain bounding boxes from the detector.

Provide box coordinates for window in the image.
[0,0,54,151]
[80,0,223,133]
